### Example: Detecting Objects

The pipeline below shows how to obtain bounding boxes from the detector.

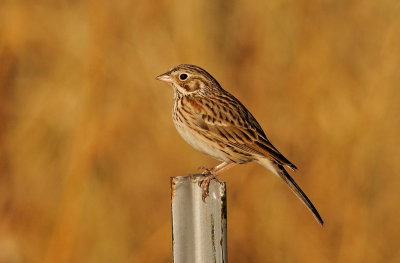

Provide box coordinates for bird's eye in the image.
[179,73,188,80]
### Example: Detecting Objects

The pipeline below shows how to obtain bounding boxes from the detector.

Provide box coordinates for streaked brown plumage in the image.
[156,64,323,225]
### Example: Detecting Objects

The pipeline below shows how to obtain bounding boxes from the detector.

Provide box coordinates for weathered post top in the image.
[171,175,227,263]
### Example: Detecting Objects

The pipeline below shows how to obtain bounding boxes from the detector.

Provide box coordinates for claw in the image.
[199,178,210,201]
[198,174,215,202]
[197,166,218,201]
[198,166,213,175]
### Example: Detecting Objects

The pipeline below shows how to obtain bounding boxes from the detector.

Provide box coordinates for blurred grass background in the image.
[1,0,399,262]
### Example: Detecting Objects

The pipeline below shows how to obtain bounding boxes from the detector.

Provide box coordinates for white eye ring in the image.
[179,73,188,80]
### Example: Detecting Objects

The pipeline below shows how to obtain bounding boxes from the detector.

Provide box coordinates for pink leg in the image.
[199,162,237,201]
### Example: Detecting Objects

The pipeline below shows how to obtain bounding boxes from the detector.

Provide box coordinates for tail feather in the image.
[259,159,323,225]
[287,163,298,171]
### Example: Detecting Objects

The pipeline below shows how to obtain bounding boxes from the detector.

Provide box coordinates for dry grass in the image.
[1,0,399,262]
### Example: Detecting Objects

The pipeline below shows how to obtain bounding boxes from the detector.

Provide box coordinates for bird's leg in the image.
[198,162,237,201]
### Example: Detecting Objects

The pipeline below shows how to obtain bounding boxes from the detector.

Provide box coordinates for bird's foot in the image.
[197,166,215,201]
[198,166,214,175]
[197,172,216,202]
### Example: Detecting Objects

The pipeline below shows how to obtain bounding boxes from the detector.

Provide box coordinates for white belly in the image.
[174,120,230,162]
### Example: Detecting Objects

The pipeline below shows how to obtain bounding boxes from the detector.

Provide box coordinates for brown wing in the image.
[186,94,297,170]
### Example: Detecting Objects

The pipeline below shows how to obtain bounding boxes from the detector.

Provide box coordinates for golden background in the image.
[1,0,399,262]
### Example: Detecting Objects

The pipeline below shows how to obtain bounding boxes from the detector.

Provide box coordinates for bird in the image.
[156,64,323,225]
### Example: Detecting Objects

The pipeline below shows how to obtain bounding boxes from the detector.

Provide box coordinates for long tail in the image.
[258,159,324,225]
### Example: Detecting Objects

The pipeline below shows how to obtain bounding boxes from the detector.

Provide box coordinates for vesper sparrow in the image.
[156,64,323,225]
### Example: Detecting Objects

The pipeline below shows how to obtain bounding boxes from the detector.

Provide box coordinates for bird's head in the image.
[156,64,221,95]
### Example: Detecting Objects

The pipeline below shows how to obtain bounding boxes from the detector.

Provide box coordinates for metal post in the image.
[171,175,227,263]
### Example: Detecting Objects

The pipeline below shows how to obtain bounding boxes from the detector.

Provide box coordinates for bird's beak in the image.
[155,73,174,83]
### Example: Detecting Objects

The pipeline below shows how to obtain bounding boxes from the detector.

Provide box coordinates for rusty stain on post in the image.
[170,178,177,199]
[171,175,227,263]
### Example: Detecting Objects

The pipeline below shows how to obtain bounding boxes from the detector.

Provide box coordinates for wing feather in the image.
[187,95,297,169]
